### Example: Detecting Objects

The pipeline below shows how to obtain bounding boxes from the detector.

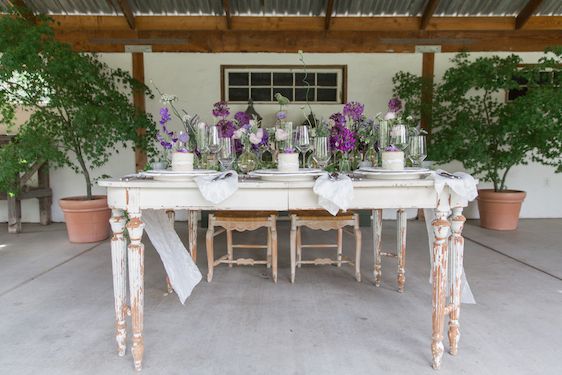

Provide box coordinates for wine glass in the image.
[294,125,311,168]
[218,137,235,171]
[313,136,331,170]
[389,124,408,150]
[196,122,209,168]
[408,135,427,167]
[208,125,221,169]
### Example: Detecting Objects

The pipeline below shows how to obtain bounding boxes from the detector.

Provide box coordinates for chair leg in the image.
[354,216,362,282]
[373,209,383,287]
[296,227,302,268]
[397,209,407,293]
[337,228,343,267]
[290,216,297,283]
[226,229,233,268]
[188,210,198,263]
[267,227,272,269]
[206,217,215,282]
[270,216,278,283]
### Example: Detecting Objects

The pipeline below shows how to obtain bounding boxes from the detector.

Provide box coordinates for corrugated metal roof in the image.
[2,0,561,16]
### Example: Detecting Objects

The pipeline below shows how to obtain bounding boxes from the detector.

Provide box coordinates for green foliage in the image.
[393,50,562,191]
[0,11,157,198]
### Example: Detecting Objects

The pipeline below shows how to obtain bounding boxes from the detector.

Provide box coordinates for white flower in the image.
[233,128,246,139]
[275,128,288,141]
[249,119,257,127]
[182,114,192,123]
[160,94,177,104]
[384,111,396,120]
[197,121,207,130]
[249,129,264,145]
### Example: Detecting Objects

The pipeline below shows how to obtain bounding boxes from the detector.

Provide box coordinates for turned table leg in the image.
[372,209,383,287]
[397,209,407,293]
[188,210,198,262]
[431,210,450,370]
[354,217,362,282]
[290,215,297,283]
[110,209,127,357]
[271,216,278,283]
[448,207,466,355]
[127,212,145,371]
[206,215,215,282]
[165,210,175,294]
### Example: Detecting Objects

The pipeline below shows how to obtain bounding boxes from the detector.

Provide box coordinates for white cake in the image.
[381,151,404,170]
[277,153,299,172]
[171,152,194,171]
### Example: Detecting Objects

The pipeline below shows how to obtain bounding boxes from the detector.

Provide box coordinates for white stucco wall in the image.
[1,51,560,223]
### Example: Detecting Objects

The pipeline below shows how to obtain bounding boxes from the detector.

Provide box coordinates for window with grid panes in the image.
[222,65,346,104]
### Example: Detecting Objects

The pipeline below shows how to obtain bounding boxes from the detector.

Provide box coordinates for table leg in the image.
[448,207,466,355]
[271,216,278,283]
[372,209,383,287]
[397,209,407,293]
[431,210,450,370]
[110,209,127,357]
[127,212,145,371]
[206,215,215,282]
[290,215,297,283]
[354,217,362,282]
[188,210,198,262]
[165,210,175,294]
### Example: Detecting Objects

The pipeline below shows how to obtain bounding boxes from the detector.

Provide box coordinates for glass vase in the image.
[237,149,259,175]
[339,152,351,173]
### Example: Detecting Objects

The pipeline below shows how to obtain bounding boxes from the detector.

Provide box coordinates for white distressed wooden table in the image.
[98,178,469,371]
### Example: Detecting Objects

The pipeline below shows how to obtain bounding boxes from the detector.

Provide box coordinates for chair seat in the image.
[289,210,354,220]
[214,211,277,219]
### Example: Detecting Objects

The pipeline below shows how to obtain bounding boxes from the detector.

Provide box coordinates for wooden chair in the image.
[372,209,408,293]
[206,211,278,283]
[289,210,361,283]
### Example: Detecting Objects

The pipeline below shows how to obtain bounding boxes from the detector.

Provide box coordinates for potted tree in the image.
[423,50,561,230]
[0,13,155,242]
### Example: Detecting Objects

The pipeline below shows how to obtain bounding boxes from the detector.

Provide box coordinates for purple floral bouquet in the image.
[156,107,191,153]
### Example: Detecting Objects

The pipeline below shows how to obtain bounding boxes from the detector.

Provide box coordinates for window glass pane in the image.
[273,73,293,86]
[512,74,528,85]
[317,88,337,102]
[553,71,561,86]
[229,72,249,86]
[251,72,271,86]
[538,71,551,84]
[273,87,293,101]
[317,73,337,86]
[508,88,527,101]
[295,88,315,102]
[229,87,249,102]
[251,87,272,101]
[295,73,315,86]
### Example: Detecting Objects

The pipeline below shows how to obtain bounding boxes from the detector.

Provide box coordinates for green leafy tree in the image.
[393,49,562,191]
[0,11,156,199]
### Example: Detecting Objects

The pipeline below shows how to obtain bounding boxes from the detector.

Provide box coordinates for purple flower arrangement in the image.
[388,97,403,113]
[217,119,235,138]
[156,107,191,152]
[330,125,356,153]
[343,101,365,121]
[234,111,251,127]
[212,101,230,118]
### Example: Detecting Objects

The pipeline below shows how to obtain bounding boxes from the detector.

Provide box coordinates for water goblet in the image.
[313,136,331,170]
[408,135,427,167]
[218,137,235,171]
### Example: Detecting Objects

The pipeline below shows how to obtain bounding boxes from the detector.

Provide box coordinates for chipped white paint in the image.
[109,209,127,357]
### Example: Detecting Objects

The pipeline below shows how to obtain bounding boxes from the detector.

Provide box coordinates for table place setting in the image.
[313,172,354,215]
[140,169,217,181]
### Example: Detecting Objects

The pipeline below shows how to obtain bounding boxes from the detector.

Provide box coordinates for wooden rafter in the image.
[516,0,543,29]
[420,0,440,30]
[223,0,232,29]
[325,0,335,30]
[7,0,36,23]
[115,0,135,29]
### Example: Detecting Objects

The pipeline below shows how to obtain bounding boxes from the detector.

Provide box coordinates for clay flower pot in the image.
[59,195,111,243]
[477,189,526,230]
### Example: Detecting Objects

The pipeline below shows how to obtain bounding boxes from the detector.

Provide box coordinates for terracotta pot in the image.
[59,195,111,243]
[477,189,526,230]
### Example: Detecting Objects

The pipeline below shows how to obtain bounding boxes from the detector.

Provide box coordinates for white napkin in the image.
[431,169,478,202]
[142,209,202,304]
[195,171,239,204]
[313,173,354,216]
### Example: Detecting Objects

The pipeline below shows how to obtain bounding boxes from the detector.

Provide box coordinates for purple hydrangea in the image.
[159,107,171,124]
[388,97,402,113]
[234,111,251,126]
[330,124,356,153]
[343,101,365,121]
[276,111,287,120]
[212,101,230,118]
[329,112,346,127]
[217,119,235,138]
[252,128,269,151]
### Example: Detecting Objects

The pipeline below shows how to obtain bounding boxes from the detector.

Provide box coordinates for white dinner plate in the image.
[250,168,323,181]
[356,167,431,180]
[141,169,217,181]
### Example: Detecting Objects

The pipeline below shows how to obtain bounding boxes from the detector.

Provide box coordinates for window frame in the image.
[505,63,561,102]
[220,64,348,104]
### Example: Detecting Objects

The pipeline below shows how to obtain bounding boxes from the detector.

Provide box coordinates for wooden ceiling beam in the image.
[53,29,562,53]
[223,0,232,29]
[7,0,36,23]
[516,0,544,29]
[420,0,440,30]
[325,0,335,30]
[115,0,135,29]
[45,15,562,33]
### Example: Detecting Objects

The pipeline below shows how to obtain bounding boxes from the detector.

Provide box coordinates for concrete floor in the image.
[0,218,561,375]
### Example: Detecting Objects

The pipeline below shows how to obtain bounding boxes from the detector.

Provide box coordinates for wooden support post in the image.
[421,52,435,136]
[38,163,51,225]
[132,53,147,172]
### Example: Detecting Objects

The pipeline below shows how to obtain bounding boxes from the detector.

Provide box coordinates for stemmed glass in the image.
[389,124,408,150]
[408,135,427,167]
[313,136,331,170]
[208,125,221,168]
[218,137,235,171]
[196,123,209,168]
[294,125,311,168]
